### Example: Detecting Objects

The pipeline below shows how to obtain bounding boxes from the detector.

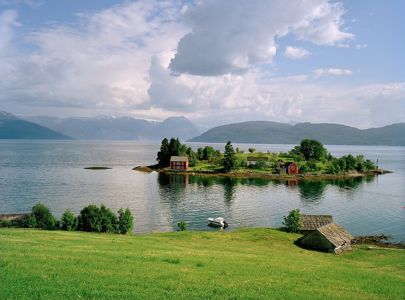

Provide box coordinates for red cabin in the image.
[285,162,298,175]
[170,156,189,171]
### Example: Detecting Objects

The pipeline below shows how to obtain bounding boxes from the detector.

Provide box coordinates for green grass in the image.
[0,228,404,300]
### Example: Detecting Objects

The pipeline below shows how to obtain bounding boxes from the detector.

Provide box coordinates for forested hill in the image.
[189,121,405,146]
[0,111,72,140]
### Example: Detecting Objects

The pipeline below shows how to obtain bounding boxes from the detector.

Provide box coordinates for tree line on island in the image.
[156,137,377,175]
[0,203,134,234]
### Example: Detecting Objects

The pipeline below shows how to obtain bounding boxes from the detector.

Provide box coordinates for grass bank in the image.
[0,228,404,299]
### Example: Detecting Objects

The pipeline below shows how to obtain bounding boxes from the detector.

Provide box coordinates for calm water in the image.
[0,140,404,242]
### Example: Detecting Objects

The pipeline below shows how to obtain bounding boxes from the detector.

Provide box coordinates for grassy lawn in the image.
[0,228,404,299]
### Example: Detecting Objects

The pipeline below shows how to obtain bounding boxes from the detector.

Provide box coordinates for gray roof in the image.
[170,156,188,162]
[317,223,353,247]
[300,214,333,231]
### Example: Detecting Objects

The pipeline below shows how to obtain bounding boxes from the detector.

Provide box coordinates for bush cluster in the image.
[327,154,376,174]
[282,209,301,233]
[1,204,134,234]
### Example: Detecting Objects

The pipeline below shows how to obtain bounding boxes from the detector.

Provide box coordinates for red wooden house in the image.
[285,162,298,175]
[170,156,189,171]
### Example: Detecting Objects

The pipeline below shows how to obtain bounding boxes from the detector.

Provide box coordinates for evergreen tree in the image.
[222,141,236,172]
[157,138,170,166]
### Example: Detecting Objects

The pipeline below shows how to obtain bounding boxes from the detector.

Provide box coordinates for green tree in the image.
[100,205,118,233]
[344,154,356,171]
[118,208,134,234]
[157,137,188,167]
[186,147,197,167]
[60,209,76,231]
[248,148,255,153]
[77,205,102,232]
[282,209,301,233]
[157,138,170,167]
[222,141,236,172]
[295,139,328,161]
[31,203,57,230]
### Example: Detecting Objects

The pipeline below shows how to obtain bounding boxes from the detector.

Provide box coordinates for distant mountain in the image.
[0,111,72,140]
[189,121,405,146]
[23,115,200,141]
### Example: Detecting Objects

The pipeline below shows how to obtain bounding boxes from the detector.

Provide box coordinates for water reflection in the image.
[223,178,236,206]
[159,173,376,208]
[298,181,327,204]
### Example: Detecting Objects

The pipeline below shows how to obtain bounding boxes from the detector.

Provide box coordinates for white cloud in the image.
[313,68,352,77]
[1,0,402,129]
[170,0,353,75]
[336,43,350,48]
[284,46,311,59]
[0,1,187,112]
[0,9,19,55]
[355,43,368,49]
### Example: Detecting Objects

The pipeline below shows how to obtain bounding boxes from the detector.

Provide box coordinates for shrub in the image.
[118,208,133,234]
[60,209,76,231]
[31,203,57,230]
[100,205,118,233]
[248,148,256,153]
[177,220,188,231]
[299,165,308,174]
[282,209,301,233]
[77,205,102,232]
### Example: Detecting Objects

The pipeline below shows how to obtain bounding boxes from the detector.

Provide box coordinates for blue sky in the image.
[0,0,404,128]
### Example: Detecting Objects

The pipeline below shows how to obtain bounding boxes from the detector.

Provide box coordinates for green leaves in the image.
[282,209,301,233]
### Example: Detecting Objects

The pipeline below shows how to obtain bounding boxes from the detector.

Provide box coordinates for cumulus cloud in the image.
[0,9,19,55]
[0,1,187,113]
[190,78,405,129]
[170,0,353,75]
[284,46,311,59]
[148,56,193,110]
[313,68,352,77]
[1,0,402,129]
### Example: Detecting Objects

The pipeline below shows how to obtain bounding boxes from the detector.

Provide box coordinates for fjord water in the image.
[0,140,404,242]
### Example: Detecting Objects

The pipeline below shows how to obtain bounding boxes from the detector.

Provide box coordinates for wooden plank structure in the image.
[299,214,333,231]
[297,223,354,254]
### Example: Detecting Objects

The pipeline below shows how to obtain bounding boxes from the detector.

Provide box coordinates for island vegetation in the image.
[138,137,387,180]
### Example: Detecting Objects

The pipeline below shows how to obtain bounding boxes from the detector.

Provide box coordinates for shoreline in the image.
[133,165,392,181]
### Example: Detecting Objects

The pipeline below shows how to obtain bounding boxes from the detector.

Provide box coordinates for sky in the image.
[0,0,404,128]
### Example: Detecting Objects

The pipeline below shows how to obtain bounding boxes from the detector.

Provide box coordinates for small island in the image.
[134,138,391,180]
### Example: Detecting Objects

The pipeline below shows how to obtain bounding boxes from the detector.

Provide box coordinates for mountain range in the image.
[189,121,405,146]
[22,115,200,141]
[2,110,404,145]
[0,111,71,140]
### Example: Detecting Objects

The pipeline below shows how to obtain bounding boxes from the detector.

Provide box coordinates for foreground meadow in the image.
[0,228,404,300]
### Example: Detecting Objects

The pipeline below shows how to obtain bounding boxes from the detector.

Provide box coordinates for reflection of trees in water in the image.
[298,176,374,204]
[298,180,328,203]
[157,173,188,206]
[188,175,273,188]
[223,178,236,206]
[328,176,374,189]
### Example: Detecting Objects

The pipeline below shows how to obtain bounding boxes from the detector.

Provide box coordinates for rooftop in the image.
[317,223,354,247]
[300,214,333,231]
[170,156,189,162]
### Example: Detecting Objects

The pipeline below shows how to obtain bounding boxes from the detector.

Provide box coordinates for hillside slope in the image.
[24,115,200,141]
[189,121,405,145]
[0,228,404,299]
[0,111,71,140]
